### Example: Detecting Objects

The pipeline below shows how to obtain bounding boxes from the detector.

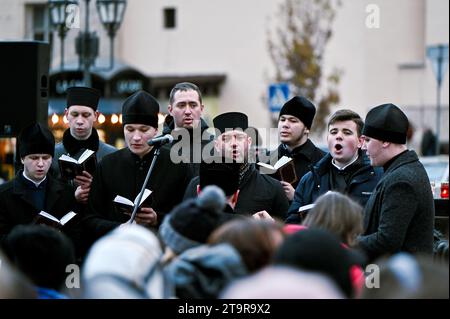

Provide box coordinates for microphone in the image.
[147,134,174,146]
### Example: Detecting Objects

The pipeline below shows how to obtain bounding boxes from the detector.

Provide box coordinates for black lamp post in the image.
[48,0,78,70]
[49,0,127,87]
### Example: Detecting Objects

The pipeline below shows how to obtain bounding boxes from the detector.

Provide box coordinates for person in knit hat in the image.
[357,103,434,261]
[51,87,117,204]
[85,91,192,246]
[0,123,79,247]
[160,185,234,263]
[263,96,325,201]
[182,113,289,220]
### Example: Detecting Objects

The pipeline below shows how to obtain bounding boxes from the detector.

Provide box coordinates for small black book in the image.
[113,189,152,216]
[258,156,299,185]
[58,149,97,180]
[33,210,77,229]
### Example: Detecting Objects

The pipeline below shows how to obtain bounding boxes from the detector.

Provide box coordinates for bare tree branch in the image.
[267,0,342,133]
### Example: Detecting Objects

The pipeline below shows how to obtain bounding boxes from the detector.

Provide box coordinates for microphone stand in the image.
[128,146,161,224]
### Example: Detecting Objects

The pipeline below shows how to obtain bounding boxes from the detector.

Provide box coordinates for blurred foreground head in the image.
[361,253,449,299]
[82,224,169,299]
[221,266,343,299]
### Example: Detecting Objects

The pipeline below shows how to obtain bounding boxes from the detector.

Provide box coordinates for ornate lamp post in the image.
[49,0,127,87]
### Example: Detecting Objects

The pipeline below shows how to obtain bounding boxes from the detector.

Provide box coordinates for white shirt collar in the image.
[22,171,47,187]
[332,153,359,171]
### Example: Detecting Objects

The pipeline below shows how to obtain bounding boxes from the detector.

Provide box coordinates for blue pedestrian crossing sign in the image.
[426,44,449,85]
[268,83,289,112]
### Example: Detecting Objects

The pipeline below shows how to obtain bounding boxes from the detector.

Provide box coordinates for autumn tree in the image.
[268,0,341,134]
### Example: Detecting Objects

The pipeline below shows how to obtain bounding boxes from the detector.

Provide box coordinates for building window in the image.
[164,8,176,29]
[25,4,52,42]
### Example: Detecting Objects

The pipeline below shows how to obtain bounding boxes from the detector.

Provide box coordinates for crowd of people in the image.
[0,82,447,299]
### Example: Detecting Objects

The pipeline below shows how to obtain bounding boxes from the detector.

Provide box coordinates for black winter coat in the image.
[358,150,434,261]
[286,152,383,224]
[162,118,214,176]
[85,147,192,241]
[0,172,80,244]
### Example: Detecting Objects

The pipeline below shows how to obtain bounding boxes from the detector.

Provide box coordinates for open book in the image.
[113,189,152,216]
[58,149,97,180]
[297,203,315,222]
[257,156,298,184]
[33,211,77,229]
[298,203,315,213]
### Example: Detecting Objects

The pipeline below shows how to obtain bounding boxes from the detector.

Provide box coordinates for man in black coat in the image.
[51,86,117,204]
[358,103,434,261]
[286,110,382,224]
[85,91,192,242]
[162,82,214,176]
[184,112,289,220]
[263,96,325,201]
[0,123,79,245]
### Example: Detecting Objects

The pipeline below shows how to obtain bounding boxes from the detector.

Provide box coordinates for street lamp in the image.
[48,0,127,87]
[48,0,78,70]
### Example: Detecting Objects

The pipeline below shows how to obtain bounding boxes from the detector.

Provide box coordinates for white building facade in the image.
[0,0,448,149]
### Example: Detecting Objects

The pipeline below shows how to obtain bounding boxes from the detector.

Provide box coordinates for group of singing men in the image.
[0,82,434,262]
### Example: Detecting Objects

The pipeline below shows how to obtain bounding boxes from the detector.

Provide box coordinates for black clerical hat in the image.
[122,91,159,128]
[362,103,409,144]
[18,123,55,157]
[200,156,240,196]
[213,112,248,135]
[66,86,100,111]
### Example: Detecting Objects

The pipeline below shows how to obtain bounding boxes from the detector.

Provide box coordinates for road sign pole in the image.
[427,44,449,155]
[435,46,443,155]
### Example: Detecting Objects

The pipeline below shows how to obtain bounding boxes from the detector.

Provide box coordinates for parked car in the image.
[419,155,449,200]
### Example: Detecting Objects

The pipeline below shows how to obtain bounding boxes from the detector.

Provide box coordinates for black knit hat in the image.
[159,186,233,255]
[18,123,55,158]
[362,103,409,144]
[200,156,240,196]
[279,96,316,129]
[213,112,248,135]
[66,86,100,111]
[273,228,364,297]
[122,91,159,128]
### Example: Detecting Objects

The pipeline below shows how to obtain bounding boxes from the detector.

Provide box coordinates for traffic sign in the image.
[268,83,289,112]
[427,44,449,85]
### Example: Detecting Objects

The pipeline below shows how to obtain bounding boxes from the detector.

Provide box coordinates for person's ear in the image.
[196,184,201,195]
[357,135,364,148]
[94,110,99,121]
[20,157,25,164]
